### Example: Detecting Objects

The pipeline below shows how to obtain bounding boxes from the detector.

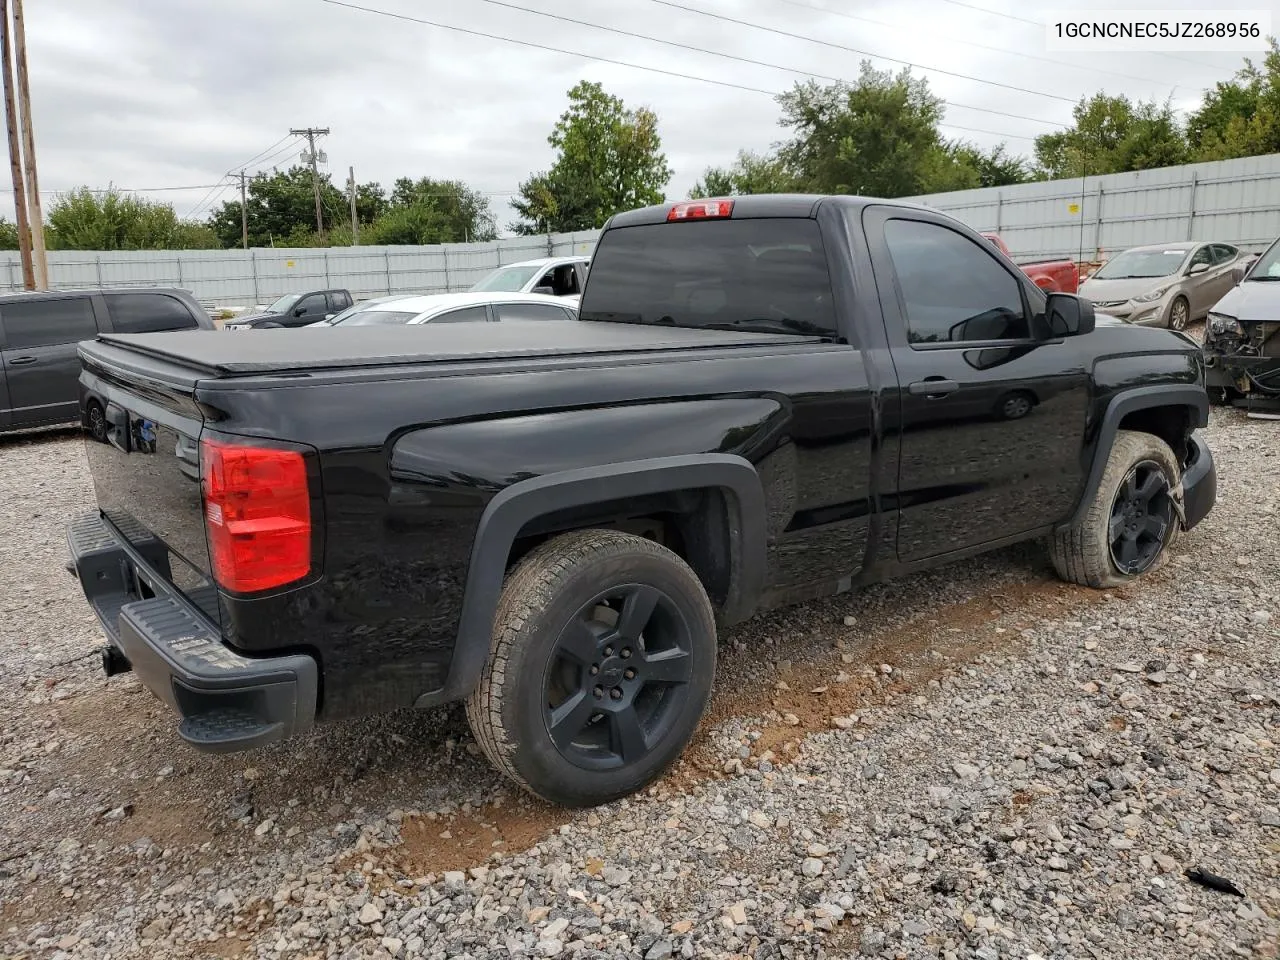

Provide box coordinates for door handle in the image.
[908,378,959,397]
[7,356,37,366]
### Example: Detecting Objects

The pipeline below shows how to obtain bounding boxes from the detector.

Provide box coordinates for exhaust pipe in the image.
[100,645,132,677]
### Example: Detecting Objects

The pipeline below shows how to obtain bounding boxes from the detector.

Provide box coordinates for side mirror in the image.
[531,285,555,296]
[1187,262,1209,276]
[294,306,307,317]
[1231,263,1248,284]
[1045,292,1095,338]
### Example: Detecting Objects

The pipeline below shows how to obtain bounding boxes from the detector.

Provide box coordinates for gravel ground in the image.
[1,407,1278,960]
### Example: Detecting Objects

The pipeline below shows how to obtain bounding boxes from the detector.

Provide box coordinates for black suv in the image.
[0,288,213,435]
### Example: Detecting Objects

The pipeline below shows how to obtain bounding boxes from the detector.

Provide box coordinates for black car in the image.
[223,289,354,330]
[0,287,213,435]
[68,194,1216,808]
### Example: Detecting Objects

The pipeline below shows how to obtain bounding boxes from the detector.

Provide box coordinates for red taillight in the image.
[667,198,734,222]
[201,438,312,593]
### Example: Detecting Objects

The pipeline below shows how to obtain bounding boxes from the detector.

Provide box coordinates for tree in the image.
[512,80,672,234]
[689,150,800,198]
[384,177,496,242]
[0,216,18,250]
[776,65,949,197]
[941,142,1030,189]
[208,166,347,248]
[1033,94,1188,179]
[1187,38,1280,160]
[46,188,218,250]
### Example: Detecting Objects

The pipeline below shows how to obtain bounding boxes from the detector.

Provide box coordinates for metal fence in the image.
[902,152,1280,264]
[0,230,602,309]
[5,153,1280,305]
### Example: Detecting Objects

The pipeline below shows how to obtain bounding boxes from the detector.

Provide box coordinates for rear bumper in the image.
[66,512,317,753]
[1180,433,1216,532]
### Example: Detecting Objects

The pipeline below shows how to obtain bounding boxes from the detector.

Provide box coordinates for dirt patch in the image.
[385,797,569,878]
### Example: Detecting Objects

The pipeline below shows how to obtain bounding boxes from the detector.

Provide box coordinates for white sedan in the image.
[319,292,579,327]
[469,256,590,299]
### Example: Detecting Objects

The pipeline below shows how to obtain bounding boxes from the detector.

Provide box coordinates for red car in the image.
[981,233,1079,294]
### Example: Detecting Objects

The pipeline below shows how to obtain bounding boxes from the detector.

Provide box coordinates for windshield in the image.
[333,309,419,327]
[1246,241,1280,280]
[267,293,302,313]
[470,265,543,292]
[578,219,838,338]
[1093,249,1187,280]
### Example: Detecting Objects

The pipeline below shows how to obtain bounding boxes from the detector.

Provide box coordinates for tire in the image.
[996,390,1034,421]
[1168,296,1190,331]
[85,401,107,444]
[1049,430,1182,588]
[466,529,717,807]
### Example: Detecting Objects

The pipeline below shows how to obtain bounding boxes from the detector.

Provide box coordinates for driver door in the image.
[863,206,1092,561]
[285,293,329,327]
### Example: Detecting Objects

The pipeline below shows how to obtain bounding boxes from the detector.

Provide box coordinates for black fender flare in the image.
[422,454,767,706]
[1059,384,1208,530]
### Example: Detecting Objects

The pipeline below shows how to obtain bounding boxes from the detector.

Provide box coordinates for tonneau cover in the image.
[94,321,821,378]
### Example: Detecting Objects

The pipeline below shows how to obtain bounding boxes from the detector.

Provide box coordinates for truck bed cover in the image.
[92,321,820,378]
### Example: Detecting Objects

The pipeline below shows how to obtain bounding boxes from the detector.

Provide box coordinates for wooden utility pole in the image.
[12,0,44,289]
[237,170,248,249]
[347,166,358,246]
[0,0,32,290]
[289,126,329,240]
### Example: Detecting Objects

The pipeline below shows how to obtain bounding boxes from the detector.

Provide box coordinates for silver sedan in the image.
[1078,241,1244,330]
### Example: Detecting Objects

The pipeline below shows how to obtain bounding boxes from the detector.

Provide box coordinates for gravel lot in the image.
[1,407,1278,960]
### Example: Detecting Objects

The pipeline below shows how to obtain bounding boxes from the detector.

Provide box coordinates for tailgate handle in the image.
[908,378,959,397]
[7,355,36,366]
[105,403,130,452]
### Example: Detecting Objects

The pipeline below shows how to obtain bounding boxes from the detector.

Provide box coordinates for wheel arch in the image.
[424,454,767,706]
[1059,384,1208,531]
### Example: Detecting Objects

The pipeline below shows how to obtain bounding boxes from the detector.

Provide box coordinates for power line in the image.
[764,0,1203,91]
[644,0,1077,108]
[934,0,1230,76]
[469,0,1072,125]
[228,133,298,173]
[316,0,1049,139]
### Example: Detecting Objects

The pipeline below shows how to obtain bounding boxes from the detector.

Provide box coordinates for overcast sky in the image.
[13,0,1255,235]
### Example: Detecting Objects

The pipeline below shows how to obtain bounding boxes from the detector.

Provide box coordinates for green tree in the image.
[689,150,800,198]
[208,166,347,248]
[383,178,496,242]
[776,64,949,197]
[512,80,672,234]
[1033,94,1188,179]
[0,216,19,250]
[940,142,1030,189]
[1188,38,1280,160]
[46,188,218,250]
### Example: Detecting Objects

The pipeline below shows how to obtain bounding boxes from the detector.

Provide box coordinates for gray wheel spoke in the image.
[617,586,660,642]
[548,690,596,747]
[557,619,600,667]
[1109,511,1127,542]
[641,647,692,685]
[1140,515,1167,540]
[1124,471,1138,500]
[1134,472,1163,504]
[1118,534,1139,566]
[609,704,649,762]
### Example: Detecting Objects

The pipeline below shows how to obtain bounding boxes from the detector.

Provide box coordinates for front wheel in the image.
[466,529,717,807]
[1168,296,1190,331]
[1049,430,1182,588]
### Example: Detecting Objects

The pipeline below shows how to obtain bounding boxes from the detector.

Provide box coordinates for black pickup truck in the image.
[67,195,1217,808]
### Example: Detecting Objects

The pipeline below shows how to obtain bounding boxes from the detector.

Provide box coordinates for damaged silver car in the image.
[1204,238,1280,410]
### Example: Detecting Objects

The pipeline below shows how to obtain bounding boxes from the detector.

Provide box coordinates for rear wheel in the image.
[466,529,717,807]
[1168,296,1190,331]
[85,400,106,443]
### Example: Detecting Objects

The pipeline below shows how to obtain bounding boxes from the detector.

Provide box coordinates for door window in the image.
[1,297,98,348]
[883,219,1028,344]
[294,294,328,317]
[1211,244,1238,264]
[493,302,573,322]
[426,305,490,323]
[328,291,352,311]
[1187,246,1213,270]
[104,293,198,333]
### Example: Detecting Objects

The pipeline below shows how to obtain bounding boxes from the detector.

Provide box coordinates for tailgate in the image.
[78,339,221,628]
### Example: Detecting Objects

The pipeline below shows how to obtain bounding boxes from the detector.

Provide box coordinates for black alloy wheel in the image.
[86,402,107,443]
[1108,460,1174,575]
[543,583,694,771]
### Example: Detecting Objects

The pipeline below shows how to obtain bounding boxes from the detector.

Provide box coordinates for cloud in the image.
[1,0,1246,231]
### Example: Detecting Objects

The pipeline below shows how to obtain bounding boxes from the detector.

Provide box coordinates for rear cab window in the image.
[578,218,839,339]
